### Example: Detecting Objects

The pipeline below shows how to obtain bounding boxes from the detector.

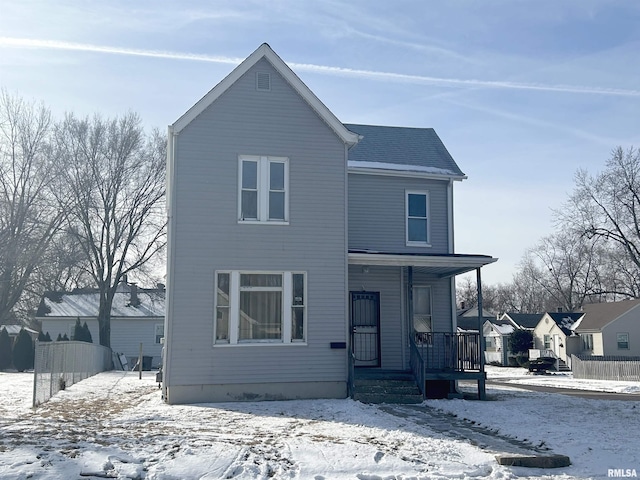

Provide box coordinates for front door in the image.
[350,292,381,367]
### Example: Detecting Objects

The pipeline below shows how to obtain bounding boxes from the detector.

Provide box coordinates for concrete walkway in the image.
[379,404,570,468]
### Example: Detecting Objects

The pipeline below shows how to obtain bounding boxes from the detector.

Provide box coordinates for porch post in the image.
[476,267,486,400]
[407,266,414,331]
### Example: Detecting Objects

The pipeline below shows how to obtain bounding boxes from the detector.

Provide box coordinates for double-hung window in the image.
[617,332,629,350]
[215,271,306,344]
[412,286,432,343]
[154,324,164,344]
[239,156,288,223]
[580,333,593,351]
[406,191,429,245]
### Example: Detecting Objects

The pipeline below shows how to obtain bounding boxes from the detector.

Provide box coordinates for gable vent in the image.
[256,72,271,91]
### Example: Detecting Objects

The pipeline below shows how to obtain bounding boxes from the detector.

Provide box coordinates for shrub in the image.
[508,329,533,355]
[82,322,93,343]
[72,318,92,342]
[12,328,34,372]
[0,327,12,370]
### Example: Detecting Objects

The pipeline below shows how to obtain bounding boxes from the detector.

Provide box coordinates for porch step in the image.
[352,371,423,404]
[557,359,571,372]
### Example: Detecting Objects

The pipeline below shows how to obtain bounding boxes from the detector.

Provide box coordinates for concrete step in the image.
[352,371,423,404]
[353,392,424,404]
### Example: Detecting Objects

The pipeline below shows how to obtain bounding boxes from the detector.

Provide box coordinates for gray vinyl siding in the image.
[347,266,454,371]
[348,266,404,370]
[168,58,348,388]
[404,268,454,368]
[348,174,450,253]
[40,318,164,366]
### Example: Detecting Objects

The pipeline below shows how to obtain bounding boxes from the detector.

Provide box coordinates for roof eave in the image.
[348,167,467,181]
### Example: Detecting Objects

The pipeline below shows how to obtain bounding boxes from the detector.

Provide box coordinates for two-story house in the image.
[163,44,496,404]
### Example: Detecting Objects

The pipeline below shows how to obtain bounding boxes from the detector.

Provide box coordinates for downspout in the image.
[344,142,351,397]
[163,125,177,403]
[448,179,457,332]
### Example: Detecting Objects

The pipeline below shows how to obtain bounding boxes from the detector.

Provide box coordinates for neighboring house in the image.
[456,306,496,333]
[0,325,39,340]
[483,320,514,365]
[500,312,544,331]
[36,281,165,367]
[163,43,496,404]
[573,299,640,357]
[532,312,584,368]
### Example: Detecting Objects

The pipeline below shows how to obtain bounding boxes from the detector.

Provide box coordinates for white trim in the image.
[214,270,307,345]
[238,155,289,223]
[349,252,497,269]
[447,179,454,254]
[348,167,466,181]
[405,190,430,247]
[172,44,359,146]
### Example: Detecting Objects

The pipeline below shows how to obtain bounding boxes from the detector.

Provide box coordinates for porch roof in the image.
[348,250,497,277]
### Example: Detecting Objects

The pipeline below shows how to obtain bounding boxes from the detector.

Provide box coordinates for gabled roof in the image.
[36,287,165,319]
[575,299,640,331]
[171,43,360,146]
[545,312,584,336]
[502,312,544,330]
[345,124,466,179]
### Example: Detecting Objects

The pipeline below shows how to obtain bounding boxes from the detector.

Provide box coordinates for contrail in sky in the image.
[2,37,640,98]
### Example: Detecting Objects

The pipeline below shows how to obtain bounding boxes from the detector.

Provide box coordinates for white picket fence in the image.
[571,354,640,381]
[32,340,112,407]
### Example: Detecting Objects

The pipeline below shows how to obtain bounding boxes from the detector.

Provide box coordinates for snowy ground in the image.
[0,368,637,479]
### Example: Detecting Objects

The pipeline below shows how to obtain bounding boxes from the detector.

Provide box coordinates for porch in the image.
[348,250,496,402]
[349,331,486,402]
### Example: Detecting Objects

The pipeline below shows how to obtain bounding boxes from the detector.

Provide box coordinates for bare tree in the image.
[560,147,640,296]
[0,90,64,324]
[524,231,603,311]
[55,112,166,347]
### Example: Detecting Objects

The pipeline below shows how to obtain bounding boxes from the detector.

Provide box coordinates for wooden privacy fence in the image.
[572,354,640,381]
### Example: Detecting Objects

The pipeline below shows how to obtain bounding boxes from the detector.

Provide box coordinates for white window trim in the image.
[214,270,307,346]
[405,190,431,247]
[238,155,289,224]
[412,284,433,333]
[617,332,630,350]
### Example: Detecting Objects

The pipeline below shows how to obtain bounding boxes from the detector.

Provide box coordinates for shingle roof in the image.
[344,124,465,178]
[576,299,640,331]
[36,287,165,318]
[546,312,584,336]
[503,313,544,330]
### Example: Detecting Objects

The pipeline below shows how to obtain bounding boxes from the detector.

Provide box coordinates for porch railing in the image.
[413,332,482,372]
[409,337,425,396]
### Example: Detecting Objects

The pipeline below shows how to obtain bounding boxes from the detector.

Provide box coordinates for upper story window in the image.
[406,191,429,246]
[239,156,289,223]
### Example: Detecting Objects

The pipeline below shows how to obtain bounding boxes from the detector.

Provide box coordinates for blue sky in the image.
[1,0,639,285]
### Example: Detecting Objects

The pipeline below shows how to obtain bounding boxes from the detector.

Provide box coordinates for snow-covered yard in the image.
[0,367,638,479]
